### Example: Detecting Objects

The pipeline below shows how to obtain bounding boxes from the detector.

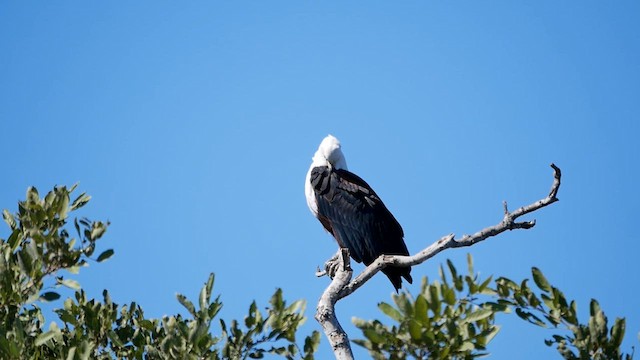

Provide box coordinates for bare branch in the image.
[337,164,561,299]
[316,164,562,358]
[549,163,561,199]
[315,250,354,360]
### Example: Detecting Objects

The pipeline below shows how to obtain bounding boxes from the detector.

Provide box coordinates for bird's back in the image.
[309,166,412,291]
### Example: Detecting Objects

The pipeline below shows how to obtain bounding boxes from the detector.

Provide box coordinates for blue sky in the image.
[1,1,639,358]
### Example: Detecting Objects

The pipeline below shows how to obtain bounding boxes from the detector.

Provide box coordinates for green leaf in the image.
[77,340,91,360]
[464,309,493,323]
[446,259,457,279]
[205,273,214,298]
[563,300,578,325]
[0,337,19,357]
[465,275,478,294]
[7,229,21,251]
[58,189,70,219]
[270,288,284,311]
[428,284,441,316]
[459,341,475,352]
[485,302,509,312]
[83,243,95,256]
[40,291,61,302]
[56,309,77,325]
[90,221,108,240]
[245,301,258,327]
[478,275,494,294]
[467,253,474,275]
[177,294,197,316]
[485,325,501,344]
[553,288,569,309]
[393,294,413,317]
[303,331,321,355]
[59,279,81,290]
[34,330,57,346]
[19,249,34,274]
[2,209,16,230]
[363,328,384,343]
[378,302,402,322]
[27,186,40,204]
[65,347,77,360]
[414,294,429,325]
[515,308,546,327]
[351,317,367,328]
[45,190,55,208]
[439,264,447,286]
[209,295,222,319]
[96,249,115,262]
[109,330,125,347]
[532,267,551,292]
[408,319,422,341]
[589,299,608,339]
[589,298,602,316]
[200,281,210,311]
[71,193,91,210]
[611,317,626,348]
[74,218,81,238]
[541,293,555,311]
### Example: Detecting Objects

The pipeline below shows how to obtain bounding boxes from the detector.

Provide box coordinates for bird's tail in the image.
[382,266,413,293]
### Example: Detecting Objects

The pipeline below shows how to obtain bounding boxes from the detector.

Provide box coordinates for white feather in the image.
[305,135,348,217]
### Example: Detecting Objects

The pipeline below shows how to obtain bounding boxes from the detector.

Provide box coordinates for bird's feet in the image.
[315,249,351,278]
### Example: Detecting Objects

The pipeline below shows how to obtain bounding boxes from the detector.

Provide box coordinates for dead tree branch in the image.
[315,249,354,360]
[337,163,561,299]
[315,164,562,359]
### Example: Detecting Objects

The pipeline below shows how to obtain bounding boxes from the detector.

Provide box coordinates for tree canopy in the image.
[0,185,635,359]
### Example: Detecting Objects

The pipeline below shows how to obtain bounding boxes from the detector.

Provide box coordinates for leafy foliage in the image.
[353,255,506,359]
[354,256,636,360]
[0,185,319,359]
[220,289,320,360]
[495,267,634,360]
[1,184,635,359]
[0,185,109,358]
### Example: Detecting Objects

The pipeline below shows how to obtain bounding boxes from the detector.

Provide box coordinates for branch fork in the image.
[315,249,354,359]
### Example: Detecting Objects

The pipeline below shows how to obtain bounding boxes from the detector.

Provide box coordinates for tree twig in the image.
[337,163,561,299]
[315,164,562,359]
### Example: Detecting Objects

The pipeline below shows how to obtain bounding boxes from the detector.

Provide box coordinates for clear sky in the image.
[1,1,639,359]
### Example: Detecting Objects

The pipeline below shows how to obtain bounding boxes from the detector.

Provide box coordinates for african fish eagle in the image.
[305,135,412,291]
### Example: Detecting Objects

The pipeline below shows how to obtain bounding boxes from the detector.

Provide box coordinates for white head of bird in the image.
[306,135,347,216]
[311,134,348,170]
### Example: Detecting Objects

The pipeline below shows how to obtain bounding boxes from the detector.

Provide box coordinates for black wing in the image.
[309,166,412,291]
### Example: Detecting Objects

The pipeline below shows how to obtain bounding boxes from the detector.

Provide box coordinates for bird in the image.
[305,134,412,292]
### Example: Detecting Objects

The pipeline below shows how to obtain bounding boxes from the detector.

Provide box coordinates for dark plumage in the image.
[305,135,412,291]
